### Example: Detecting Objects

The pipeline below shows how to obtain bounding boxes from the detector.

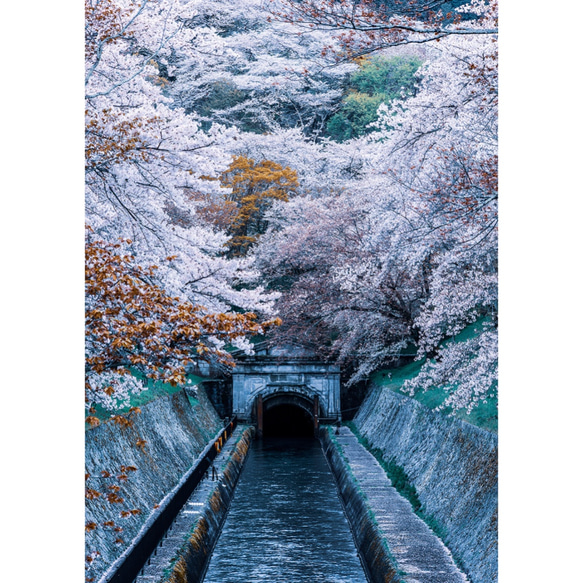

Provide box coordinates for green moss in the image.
[347,422,421,511]
[186,394,200,407]
[368,319,498,433]
[87,372,206,427]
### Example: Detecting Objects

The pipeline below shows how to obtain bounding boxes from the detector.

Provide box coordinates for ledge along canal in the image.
[202,405,368,583]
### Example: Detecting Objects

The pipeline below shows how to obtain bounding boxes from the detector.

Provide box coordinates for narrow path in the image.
[132,426,246,582]
[334,427,468,583]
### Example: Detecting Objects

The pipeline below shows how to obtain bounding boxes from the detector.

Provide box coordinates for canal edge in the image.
[320,426,403,583]
[321,425,469,583]
[153,426,255,583]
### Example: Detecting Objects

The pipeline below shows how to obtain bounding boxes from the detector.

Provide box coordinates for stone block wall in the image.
[85,388,222,582]
[352,386,497,583]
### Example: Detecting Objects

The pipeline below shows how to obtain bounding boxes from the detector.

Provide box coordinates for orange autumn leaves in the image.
[85,107,159,171]
[222,156,298,256]
[192,155,298,257]
[85,0,136,62]
[85,229,280,412]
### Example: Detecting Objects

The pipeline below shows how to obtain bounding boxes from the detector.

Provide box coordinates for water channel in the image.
[203,436,368,583]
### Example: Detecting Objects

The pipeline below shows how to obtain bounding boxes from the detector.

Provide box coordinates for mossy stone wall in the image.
[353,386,497,582]
[85,388,222,582]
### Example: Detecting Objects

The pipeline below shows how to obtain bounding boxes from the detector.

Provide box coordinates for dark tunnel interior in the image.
[263,404,315,437]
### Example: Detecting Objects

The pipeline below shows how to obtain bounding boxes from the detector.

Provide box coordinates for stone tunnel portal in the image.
[259,392,320,438]
[231,351,341,437]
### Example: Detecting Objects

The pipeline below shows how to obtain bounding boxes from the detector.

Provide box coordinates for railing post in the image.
[257,394,263,438]
[313,395,319,436]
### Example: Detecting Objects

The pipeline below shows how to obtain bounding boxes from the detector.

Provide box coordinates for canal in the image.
[202,436,368,583]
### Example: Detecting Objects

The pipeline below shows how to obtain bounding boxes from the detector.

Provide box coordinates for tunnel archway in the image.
[261,393,319,438]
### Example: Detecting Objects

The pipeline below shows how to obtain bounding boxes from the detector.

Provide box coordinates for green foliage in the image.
[327,93,387,141]
[351,55,423,96]
[327,55,422,141]
[87,372,205,426]
[369,319,498,433]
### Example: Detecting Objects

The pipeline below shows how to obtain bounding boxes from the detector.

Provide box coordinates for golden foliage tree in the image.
[219,156,299,256]
[85,228,280,415]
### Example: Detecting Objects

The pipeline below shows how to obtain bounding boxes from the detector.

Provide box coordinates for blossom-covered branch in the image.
[270,0,497,59]
[85,230,280,414]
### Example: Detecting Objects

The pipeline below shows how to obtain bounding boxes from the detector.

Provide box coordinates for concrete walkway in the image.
[334,427,468,583]
[132,426,246,583]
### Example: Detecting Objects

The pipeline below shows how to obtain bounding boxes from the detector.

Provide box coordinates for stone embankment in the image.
[321,427,468,583]
[135,426,254,583]
[352,386,498,583]
[85,388,223,583]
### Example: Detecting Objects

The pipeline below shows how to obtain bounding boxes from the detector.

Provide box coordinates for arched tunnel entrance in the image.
[258,393,319,438]
[264,404,314,437]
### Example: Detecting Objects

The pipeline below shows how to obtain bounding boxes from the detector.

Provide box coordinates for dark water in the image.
[203,438,368,583]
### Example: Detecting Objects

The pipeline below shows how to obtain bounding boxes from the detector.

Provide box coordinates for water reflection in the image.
[203,437,368,583]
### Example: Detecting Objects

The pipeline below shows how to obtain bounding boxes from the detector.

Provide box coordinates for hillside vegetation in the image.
[85,0,498,431]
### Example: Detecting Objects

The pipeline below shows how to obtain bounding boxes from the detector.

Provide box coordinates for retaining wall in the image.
[352,386,498,583]
[85,388,222,582]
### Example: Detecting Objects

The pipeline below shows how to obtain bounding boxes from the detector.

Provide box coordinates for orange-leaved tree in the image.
[85,227,280,419]
[219,156,298,256]
[84,227,282,581]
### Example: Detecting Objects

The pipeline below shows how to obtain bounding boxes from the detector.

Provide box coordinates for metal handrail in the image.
[99,416,238,583]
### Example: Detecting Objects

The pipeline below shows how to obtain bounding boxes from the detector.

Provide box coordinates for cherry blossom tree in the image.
[368,9,498,411]
[254,0,498,411]
[85,230,280,416]
[85,0,281,313]
[165,0,357,137]
[271,0,497,58]
[85,0,498,416]
[256,189,426,380]
[85,0,284,419]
